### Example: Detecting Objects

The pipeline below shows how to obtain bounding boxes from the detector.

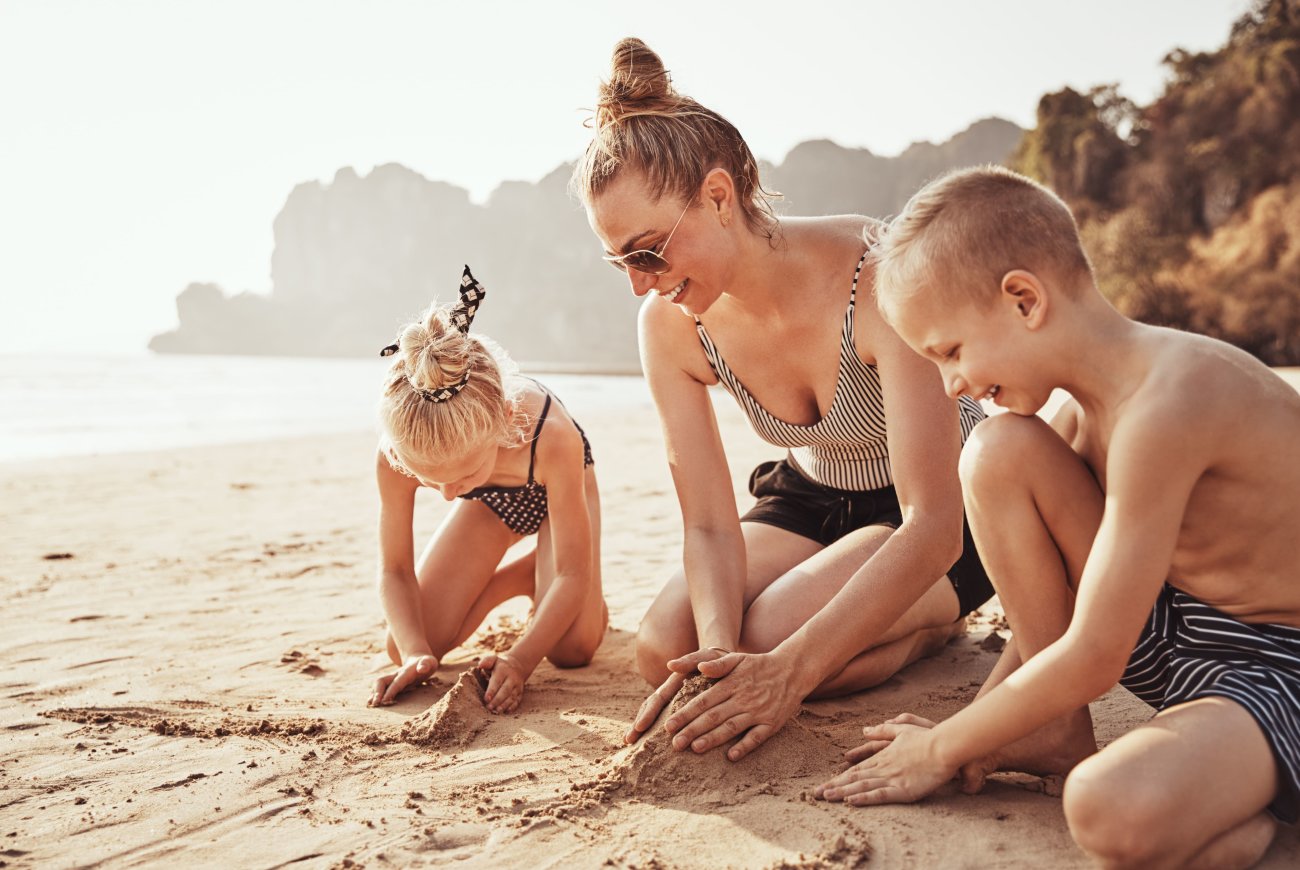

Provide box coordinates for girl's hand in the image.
[479,652,527,714]
[368,654,438,707]
[814,720,957,806]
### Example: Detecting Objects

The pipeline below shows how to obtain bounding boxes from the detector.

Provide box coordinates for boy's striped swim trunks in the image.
[1121,584,1300,823]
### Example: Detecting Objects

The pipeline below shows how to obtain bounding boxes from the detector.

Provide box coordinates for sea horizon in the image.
[0,352,650,464]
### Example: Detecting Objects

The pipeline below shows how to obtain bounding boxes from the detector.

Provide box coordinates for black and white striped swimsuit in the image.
[695,251,985,490]
[1120,584,1300,822]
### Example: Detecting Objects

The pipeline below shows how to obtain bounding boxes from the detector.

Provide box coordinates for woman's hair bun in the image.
[597,38,673,121]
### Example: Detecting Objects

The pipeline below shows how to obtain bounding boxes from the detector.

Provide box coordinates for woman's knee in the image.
[635,588,694,684]
[959,413,1055,492]
[1064,754,1171,866]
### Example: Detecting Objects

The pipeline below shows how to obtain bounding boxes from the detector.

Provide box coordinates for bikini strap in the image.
[849,249,869,306]
[527,393,552,483]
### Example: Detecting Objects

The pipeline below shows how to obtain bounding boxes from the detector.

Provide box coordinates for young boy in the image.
[816,165,1300,868]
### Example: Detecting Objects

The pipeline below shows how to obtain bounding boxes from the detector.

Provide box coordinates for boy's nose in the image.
[944,373,968,400]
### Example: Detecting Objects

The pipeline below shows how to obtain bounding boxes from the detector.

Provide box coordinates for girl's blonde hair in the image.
[378,301,526,472]
[572,37,779,238]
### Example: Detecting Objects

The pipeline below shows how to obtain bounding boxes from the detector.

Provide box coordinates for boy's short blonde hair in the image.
[872,165,1094,310]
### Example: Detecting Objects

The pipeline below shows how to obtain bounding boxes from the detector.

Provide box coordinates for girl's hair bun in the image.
[399,306,471,395]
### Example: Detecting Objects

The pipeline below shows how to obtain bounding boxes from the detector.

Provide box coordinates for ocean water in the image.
[0,354,650,463]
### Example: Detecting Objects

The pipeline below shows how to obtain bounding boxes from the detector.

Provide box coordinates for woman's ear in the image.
[1000,270,1048,330]
[700,167,736,227]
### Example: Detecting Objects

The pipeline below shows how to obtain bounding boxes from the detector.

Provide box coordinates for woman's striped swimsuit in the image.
[1120,584,1300,822]
[694,251,984,490]
[693,251,994,617]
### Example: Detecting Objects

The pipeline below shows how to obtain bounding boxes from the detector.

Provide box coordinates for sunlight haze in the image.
[0,0,1247,354]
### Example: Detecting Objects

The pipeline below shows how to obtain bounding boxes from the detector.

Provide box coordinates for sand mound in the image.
[398,669,492,749]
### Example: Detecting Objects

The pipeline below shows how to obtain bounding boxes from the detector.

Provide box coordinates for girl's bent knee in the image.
[547,647,597,669]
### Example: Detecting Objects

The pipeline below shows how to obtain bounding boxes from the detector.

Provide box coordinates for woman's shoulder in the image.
[786,214,880,250]
[636,295,718,386]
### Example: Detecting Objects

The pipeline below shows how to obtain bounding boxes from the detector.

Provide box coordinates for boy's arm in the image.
[821,399,1210,803]
[484,428,593,711]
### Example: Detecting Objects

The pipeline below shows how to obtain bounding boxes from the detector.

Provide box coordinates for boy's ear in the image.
[1000,270,1048,330]
[700,167,736,227]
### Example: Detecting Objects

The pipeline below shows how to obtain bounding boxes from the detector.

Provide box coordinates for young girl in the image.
[368,266,606,714]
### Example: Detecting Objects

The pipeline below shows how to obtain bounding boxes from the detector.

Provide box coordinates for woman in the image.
[574,38,991,760]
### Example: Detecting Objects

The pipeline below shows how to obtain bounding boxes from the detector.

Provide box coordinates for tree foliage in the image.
[1011,0,1300,364]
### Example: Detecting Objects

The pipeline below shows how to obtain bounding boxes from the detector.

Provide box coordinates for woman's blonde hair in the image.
[377,301,526,472]
[572,37,779,238]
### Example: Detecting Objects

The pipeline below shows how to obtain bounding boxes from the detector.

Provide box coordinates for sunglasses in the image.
[602,201,692,275]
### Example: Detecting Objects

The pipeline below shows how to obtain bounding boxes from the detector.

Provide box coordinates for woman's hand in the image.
[479,652,528,714]
[663,651,808,761]
[815,717,957,806]
[368,654,438,707]
[623,648,729,744]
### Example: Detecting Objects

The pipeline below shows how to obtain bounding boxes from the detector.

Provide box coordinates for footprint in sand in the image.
[399,669,493,749]
[279,649,326,677]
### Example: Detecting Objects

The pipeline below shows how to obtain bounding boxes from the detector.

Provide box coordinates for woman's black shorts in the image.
[742,458,994,617]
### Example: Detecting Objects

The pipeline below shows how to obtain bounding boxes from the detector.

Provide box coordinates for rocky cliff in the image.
[149,119,1023,367]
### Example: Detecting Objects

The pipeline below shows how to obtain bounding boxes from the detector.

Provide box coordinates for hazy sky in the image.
[1,0,1248,354]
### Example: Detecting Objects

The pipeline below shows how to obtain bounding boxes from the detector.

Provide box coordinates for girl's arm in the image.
[481,424,593,711]
[371,450,437,705]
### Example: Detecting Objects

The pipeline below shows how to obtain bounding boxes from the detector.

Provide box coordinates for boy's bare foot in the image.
[959,709,1097,792]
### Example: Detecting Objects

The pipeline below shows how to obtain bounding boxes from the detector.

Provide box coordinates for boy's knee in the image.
[959,413,1052,490]
[1064,757,1170,867]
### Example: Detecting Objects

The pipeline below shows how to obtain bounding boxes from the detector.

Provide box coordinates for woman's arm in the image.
[640,296,748,651]
[776,312,966,690]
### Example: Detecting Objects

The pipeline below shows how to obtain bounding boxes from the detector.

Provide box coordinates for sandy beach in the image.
[4,387,1299,869]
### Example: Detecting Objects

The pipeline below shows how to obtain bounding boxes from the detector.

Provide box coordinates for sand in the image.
[4,388,1299,869]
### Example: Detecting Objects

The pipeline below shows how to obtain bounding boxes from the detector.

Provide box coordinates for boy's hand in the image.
[843,712,939,763]
[479,652,527,714]
[665,651,806,761]
[815,720,956,806]
[623,647,729,745]
[844,713,992,793]
[369,654,438,707]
